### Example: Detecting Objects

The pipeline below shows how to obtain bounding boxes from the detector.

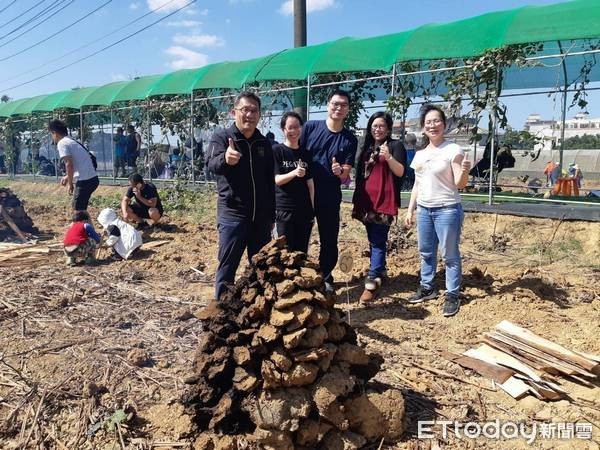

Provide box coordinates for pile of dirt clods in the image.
[184,237,405,449]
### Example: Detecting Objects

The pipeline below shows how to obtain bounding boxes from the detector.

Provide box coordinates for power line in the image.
[0,0,48,31]
[0,1,17,15]
[0,0,63,41]
[0,0,112,61]
[2,0,198,92]
[0,0,73,49]
[0,0,180,85]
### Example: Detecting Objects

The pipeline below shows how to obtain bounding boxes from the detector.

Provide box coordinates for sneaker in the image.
[408,286,438,304]
[364,276,382,291]
[443,293,461,317]
[66,256,76,266]
[84,255,96,265]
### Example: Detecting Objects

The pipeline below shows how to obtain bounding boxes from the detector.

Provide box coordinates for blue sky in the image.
[0,0,594,128]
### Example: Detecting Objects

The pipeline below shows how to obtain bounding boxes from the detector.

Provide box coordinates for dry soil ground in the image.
[0,180,599,450]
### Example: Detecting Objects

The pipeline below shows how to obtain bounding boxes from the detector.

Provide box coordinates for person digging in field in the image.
[63,211,102,266]
[121,173,163,228]
[97,208,142,260]
[207,91,275,301]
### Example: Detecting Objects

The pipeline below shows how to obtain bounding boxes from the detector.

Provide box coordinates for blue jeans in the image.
[365,222,390,279]
[215,218,272,300]
[416,203,464,296]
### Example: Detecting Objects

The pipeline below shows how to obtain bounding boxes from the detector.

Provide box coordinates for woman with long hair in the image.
[352,111,406,302]
[404,104,471,317]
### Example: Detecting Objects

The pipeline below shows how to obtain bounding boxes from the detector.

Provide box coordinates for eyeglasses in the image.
[424,119,444,126]
[234,106,260,115]
[371,124,387,130]
[330,101,349,110]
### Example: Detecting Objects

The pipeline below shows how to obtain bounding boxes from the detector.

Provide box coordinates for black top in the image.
[273,143,313,214]
[126,182,163,214]
[207,124,275,222]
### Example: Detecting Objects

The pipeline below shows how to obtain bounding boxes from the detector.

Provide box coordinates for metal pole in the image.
[306,75,311,121]
[146,100,152,181]
[30,118,35,181]
[391,63,397,98]
[488,66,501,205]
[293,0,307,119]
[190,91,195,184]
[79,107,84,142]
[110,107,115,181]
[558,41,568,173]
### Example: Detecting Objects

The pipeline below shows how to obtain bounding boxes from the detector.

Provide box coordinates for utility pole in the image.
[293,0,307,120]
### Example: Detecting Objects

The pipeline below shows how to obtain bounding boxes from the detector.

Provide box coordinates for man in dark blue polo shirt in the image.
[300,89,358,293]
[208,92,275,300]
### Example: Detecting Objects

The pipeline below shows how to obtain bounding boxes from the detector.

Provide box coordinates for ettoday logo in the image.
[418,420,593,444]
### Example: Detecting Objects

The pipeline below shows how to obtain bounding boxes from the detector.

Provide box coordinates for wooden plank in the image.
[464,345,540,399]
[142,240,170,249]
[482,336,566,374]
[465,344,543,382]
[575,350,600,363]
[0,206,28,242]
[496,321,600,375]
[497,376,531,399]
[483,332,586,377]
[442,350,514,384]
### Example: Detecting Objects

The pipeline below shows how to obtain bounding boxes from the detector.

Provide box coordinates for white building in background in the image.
[524,112,600,150]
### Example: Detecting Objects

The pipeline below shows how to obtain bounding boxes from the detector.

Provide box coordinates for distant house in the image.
[524,112,600,150]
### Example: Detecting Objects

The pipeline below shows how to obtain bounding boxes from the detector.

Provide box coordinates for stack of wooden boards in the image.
[445,320,600,400]
[0,242,59,267]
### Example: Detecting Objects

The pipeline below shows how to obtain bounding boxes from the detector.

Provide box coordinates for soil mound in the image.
[185,237,405,449]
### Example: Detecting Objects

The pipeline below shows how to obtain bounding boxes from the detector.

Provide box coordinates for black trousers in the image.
[314,199,341,283]
[275,210,313,254]
[73,176,99,211]
[215,218,272,301]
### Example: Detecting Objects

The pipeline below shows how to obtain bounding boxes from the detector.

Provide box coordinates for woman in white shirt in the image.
[404,105,471,317]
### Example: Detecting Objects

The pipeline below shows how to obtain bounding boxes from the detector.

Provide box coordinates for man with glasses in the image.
[301,89,358,293]
[208,91,275,301]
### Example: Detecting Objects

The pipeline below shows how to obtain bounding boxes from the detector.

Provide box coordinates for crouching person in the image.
[122,173,163,228]
[97,208,142,260]
[63,211,101,266]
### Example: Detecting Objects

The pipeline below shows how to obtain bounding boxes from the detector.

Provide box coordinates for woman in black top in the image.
[273,111,315,253]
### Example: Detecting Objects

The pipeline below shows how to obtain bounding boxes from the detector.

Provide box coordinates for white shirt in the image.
[57,136,97,182]
[411,141,463,207]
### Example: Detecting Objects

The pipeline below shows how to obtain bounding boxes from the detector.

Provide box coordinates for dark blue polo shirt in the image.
[300,120,357,205]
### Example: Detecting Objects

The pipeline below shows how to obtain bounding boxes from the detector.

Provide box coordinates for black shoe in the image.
[408,286,438,304]
[443,293,461,317]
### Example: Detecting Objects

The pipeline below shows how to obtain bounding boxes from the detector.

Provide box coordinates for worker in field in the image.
[63,211,101,266]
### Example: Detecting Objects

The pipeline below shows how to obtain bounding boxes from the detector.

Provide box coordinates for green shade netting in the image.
[0,98,33,117]
[148,65,214,96]
[111,74,165,103]
[193,54,281,90]
[4,0,600,115]
[255,39,348,80]
[29,91,71,113]
[55,87,100,109]
[80,80,133,107]
[7,95,48,116]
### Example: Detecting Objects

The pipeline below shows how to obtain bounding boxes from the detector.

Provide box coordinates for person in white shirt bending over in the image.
[48,119,99,213]
[404,104,471,317]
